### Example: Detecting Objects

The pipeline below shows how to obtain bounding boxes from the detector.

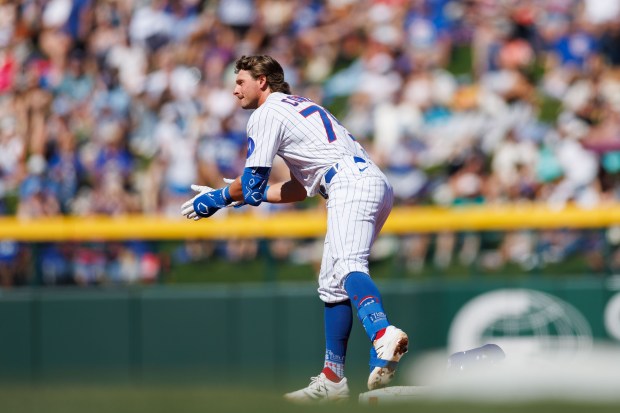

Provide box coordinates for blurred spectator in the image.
[106,29,147,95]
[152,101,200,217]
[16,154,60,219]
[73,242,106,285]
[0,114,25,205]
[39,243,74,286]
[129,0,175,52]
[0,240,23,287]
[46,116,84,213]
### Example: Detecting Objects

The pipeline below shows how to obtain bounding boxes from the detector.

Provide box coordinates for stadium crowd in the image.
[1,0,620,286]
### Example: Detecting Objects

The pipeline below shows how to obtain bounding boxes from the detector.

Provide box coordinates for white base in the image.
[359,386,432,404]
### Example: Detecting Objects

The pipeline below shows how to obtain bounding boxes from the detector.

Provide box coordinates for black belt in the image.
[324,164,338,183]
[318,164,339,199]
[318,157,368,199]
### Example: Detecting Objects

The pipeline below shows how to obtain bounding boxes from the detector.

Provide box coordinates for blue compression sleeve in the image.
[241,166,271,206]
[344,271,390,341]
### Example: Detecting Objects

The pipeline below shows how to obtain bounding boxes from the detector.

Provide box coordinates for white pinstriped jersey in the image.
[244,92,393,303]
[245,92,368,197]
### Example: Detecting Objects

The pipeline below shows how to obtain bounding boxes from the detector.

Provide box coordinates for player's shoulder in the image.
[266,92,322,108]
[249,93,296,123]
[263,92,302,110]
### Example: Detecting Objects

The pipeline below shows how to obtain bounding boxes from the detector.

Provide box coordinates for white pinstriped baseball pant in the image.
[317,156,394,303]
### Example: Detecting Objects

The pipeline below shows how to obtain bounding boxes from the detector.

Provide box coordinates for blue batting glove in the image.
[182,185,240,220]
[195,187,233,209]
[193,187,234,218]
[193,197,220,218]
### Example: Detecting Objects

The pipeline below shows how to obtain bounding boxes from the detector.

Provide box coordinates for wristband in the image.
[223,186,234,205]
[262,185,270,202]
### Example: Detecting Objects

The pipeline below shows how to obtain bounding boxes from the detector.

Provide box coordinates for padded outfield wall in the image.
[1,277,619,385]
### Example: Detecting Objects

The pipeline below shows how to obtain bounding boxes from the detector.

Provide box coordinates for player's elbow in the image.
[282,176,307,203]
[291,190,307,203]
[241,166,271,207]
[243,190,264,206]
[296,183,308,201]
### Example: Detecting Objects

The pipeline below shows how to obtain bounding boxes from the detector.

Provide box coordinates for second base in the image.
[359,386,432,404]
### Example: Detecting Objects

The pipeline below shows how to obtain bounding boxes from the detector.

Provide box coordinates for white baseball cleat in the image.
[284,372,349,403]
[368,325,409,390]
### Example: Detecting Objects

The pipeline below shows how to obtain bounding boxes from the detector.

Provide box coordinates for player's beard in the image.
[239,96,258,110]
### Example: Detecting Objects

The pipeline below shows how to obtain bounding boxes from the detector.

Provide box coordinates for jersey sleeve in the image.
[245,106,284,168]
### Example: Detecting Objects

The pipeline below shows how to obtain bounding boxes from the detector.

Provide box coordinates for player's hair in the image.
[234,55,291,94]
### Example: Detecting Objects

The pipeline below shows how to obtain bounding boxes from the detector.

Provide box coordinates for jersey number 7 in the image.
[299,105,337,143]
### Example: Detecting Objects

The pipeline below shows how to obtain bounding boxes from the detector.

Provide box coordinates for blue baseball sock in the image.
[323,300,352,379]
[344,271,390,341]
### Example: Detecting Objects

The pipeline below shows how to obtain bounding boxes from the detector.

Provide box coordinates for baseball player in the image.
[181,55,408,401]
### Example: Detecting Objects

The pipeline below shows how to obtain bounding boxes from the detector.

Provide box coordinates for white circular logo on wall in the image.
[448,289,593,358]
[605,292,620,342]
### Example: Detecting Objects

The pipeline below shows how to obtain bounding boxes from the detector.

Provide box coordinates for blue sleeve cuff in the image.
[223,186,233,204]
[262,185,270,202]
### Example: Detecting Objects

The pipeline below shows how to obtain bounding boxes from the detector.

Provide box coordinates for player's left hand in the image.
[182,183,245,220]
[181,184,220,220]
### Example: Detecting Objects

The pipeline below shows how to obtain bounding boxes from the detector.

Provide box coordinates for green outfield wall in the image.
[1,277,619,386]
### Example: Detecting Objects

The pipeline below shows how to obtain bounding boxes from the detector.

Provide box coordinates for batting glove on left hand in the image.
[181,184,218,220]
[181,184,242,220]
